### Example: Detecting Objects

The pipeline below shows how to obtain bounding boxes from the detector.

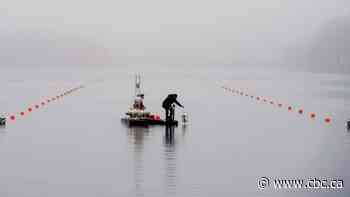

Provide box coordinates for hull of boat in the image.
[121,117,178,126]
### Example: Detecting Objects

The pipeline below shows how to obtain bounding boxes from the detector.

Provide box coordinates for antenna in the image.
[135,74,141,96]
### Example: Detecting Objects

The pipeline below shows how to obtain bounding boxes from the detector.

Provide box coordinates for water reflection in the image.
[126,126,149,197]
[181,124,187,137]
[0,126,6,144]
[124,124,186,196]
[163,125,177,196]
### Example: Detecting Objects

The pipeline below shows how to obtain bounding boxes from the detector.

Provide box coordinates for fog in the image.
[1,2,350,197]
[0,0,349,72]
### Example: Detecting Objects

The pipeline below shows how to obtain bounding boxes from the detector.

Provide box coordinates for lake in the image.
[0,65,349,196]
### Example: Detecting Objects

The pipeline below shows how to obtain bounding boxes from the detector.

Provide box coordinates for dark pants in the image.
[165,106,175,121]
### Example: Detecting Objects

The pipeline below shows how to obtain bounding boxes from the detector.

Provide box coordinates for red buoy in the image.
[10,115,15,120]
[324,117,331,123]
[288,106,292,111]
[20,112,25,116]
[298,109,303,114]
[28,108,32,112]
[310,113,316,119]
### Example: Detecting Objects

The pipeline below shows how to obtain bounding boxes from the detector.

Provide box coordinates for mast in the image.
[135,74,141,96]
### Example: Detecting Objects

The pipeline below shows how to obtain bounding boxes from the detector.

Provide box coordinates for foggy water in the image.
[0,66,349,197]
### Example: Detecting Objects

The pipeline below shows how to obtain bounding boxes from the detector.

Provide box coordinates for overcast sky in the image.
[0,0,349,67]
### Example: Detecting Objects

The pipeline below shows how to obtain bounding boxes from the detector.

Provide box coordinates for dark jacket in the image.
[162,94,183,109]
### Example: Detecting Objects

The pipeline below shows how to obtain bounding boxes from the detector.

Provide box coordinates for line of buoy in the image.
[6,85,85,124]
[221,85,333,125]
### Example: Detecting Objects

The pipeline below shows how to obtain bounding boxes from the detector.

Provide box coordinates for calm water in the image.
[0,66,349,197]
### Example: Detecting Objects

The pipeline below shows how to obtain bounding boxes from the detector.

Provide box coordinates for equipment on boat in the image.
[121,75,178,126]
[181,112,188,125]
[0,117,5,126]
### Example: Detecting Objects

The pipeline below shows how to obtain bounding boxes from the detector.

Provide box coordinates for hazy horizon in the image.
[1,0,349,73]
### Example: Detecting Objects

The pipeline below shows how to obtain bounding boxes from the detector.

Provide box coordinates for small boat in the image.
[0,117,5,126]
[121,75,178,127]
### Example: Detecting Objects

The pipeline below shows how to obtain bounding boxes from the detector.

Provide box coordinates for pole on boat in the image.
[135,74,141,97]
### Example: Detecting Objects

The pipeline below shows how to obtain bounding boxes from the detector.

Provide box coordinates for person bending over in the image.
[162,94,184,121]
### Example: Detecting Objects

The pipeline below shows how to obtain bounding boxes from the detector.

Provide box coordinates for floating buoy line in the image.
[221,85,333,126]
[6,85,85,124]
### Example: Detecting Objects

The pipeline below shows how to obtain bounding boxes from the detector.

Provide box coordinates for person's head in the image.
[168,94,177,99]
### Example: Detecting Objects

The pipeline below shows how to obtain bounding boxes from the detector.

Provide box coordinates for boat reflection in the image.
[126,126,149,197]
[163,125,177,196]
[124,123,187,196]
[0,126,6,145]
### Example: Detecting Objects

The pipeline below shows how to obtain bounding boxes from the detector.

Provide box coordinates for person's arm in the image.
[174,100,184,108]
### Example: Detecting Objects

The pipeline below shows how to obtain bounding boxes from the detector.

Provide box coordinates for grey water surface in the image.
[0,66,349,197]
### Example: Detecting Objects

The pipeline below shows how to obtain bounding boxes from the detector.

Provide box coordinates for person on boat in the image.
[133,94,145,110]
[162,94,184,121]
